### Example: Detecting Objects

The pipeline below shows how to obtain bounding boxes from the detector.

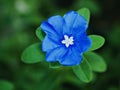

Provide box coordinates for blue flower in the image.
[40,11,92,66]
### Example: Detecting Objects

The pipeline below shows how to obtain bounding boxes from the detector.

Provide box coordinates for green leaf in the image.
[84,52,107,72]
[49,62,61,68]
[88,35,105,51]
[72,57,92,83]
[21,43,45,63]
[36,27,45,41]
[0,80,14,90]
[77,8,90,24]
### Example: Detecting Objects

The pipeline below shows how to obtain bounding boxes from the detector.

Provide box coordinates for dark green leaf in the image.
[77,8,90,24]
[21,43,45,63]
[84,52,107,72]
[36,27,45,41]
[49,62,61,68]
[88,35,105,51]
[72,57,92,83]
[0,80,14,90]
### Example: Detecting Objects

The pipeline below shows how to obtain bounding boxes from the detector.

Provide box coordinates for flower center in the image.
[61,35,74,47]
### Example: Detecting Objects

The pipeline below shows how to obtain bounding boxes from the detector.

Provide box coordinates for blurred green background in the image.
[0,0,120,90]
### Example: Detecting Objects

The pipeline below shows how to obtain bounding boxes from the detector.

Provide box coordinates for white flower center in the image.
[61,35,74,47]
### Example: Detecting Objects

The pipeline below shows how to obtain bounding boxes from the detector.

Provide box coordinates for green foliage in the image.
[76,0,101,15]
[84,52,107,72]
[72,51,107,83]
[49,62,62,68]
[0,80,14,90]
[77,8,90,24]
[88,35,105,51]
[72,57,92,83]
[21,43,45,63]
[20,7,107,85]
[36,27,45,41]
[2,0,119,89]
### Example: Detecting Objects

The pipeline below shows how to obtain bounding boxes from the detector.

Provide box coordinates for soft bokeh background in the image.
[0,0,120,90]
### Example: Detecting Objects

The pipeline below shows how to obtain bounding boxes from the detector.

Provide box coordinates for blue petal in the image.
[40,21,60,42]
[48,15,64,36]
[42,36,60,52]
[59,47,83,66]
[40,21,56,35]
[75,33,92,52]
[46,46,67,62]
[63,11,88,35]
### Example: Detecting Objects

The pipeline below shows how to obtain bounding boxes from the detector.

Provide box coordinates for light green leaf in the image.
[36,27,45,41]
[72,57,92,83]
[88,35,105,51]
[49,62,61,68]
[21,43,45,63]
[77,8,90,24]
[0,80,14,90]
[84,52,107,72]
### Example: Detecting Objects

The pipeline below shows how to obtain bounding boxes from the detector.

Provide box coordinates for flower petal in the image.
[59,47,83,66]
[41,10,92,66]
[42,36,60,52]
[63,11,88,35]
[75,33,92,52]
[40,21,56,35]
[40,21,60,42]
[48,15,64,35]
[46,46,67,62]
